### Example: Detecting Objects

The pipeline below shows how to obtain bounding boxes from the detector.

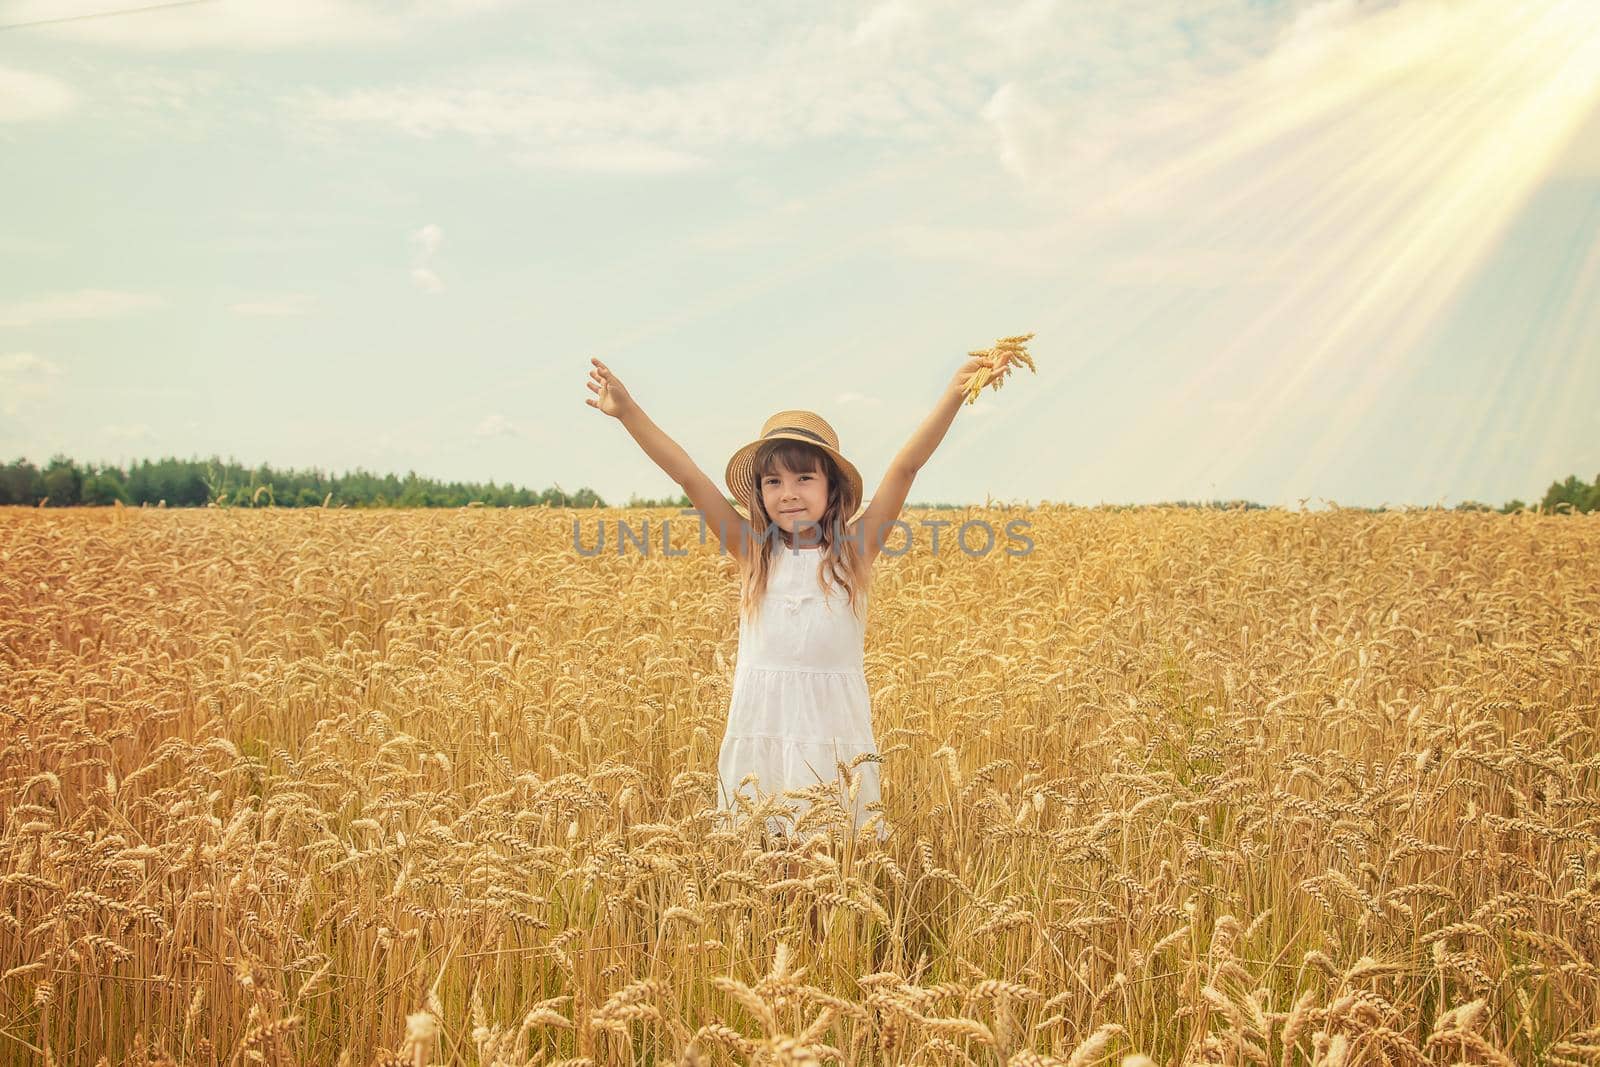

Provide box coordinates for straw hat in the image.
[725,411,867,522]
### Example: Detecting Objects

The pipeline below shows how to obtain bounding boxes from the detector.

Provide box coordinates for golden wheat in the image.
[962,332,1038,405]
[0,505,1597,1063]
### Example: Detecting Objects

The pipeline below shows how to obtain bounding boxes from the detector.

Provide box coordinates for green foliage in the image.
[625,491,692,508]
[42,455,83,506]
[1540,473,1600,514]
[0,455,605,509]
[5,455,1598,513]
[82,473,129,506]
[0,459,43,505]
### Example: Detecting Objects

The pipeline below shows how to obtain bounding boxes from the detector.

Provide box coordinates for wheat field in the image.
[2,506,1597,1066]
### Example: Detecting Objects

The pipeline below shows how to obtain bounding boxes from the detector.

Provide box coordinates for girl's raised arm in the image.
[585,358,749,560]
[853,353,993,563]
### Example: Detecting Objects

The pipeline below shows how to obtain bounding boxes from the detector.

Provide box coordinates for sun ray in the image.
[1266,9,1600,498]
[949,0,1600,505]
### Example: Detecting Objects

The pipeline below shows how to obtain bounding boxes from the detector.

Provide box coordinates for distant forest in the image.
[0,455,1596,513]
[0,456,603,509]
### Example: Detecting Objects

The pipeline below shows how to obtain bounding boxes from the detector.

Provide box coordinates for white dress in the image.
[716,545,888,844]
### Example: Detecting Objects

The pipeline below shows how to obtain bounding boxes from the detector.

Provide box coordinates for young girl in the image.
[584,354,994,846]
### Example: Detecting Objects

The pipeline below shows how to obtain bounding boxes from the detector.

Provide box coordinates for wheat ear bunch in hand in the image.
[960,333,1037,405]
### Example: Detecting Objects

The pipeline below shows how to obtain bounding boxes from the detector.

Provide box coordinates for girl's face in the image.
[760,460,830,537]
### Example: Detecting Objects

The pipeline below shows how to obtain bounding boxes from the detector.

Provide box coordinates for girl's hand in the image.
[586,358,637,420]
[949,353,1005,401]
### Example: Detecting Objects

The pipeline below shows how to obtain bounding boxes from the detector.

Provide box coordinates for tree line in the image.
[1,454,1596,513]
[0,455,602,509]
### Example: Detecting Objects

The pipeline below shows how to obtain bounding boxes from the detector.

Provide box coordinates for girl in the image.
[584,354,995,846]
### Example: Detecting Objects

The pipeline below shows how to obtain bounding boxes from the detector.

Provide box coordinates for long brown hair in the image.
[738,439,867,627]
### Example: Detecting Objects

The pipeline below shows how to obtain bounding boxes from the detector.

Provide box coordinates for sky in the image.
[1,0,1598,508]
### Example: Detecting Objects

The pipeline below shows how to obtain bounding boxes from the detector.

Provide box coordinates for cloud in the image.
[981,82,1076,184]
[0,0,517,50]
[96,68,235,138]
[977,0,1060,62]
[0,352,63,416]
[408,223,443,293]
[0,289,161,327]
[276,2,1288,178]
[7,1,1307,183]
[989,0,1600,214]
[0,65,77,122]
[474,413,517,438]
[284,17,979,171]
[849,0,918,49]
[410,223,441,258]
[291,71,736,174]
[228,293,315,316]
[0,352,62,375]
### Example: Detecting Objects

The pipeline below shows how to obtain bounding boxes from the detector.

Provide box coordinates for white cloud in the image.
[0,65,77,122]
[474,414,516,438]
[977,0,1059,62]
[277,2,1285,177]
[980,82,1073,184]
[0,352,62,375]
[408,223,443,293]
[6,1,1301,183]
[94,68,234,138]
[0,0,516,50]
[0,290,161,327]
[849,0,918,49]
[0,352,63,416]
[409,223,441,259]
[0,0,381,48]
[285,26,979,170]
[228,293,315,316]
